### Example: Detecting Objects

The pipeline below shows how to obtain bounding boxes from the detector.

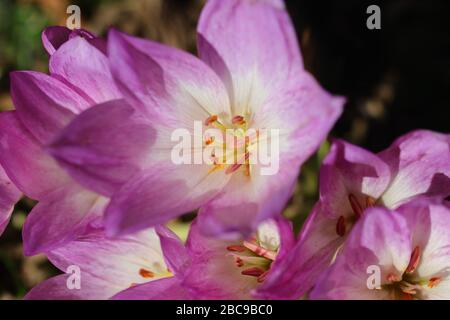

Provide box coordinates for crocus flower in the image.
[0,166,21,236]
[310,198,450,300]
[255,130,450,299]
[113,218,295,300]
[0,26,122,255]
[49,0,344,238]
[25,226,179,300]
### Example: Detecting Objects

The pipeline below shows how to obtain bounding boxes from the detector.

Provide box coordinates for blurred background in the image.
[0,0,449,299]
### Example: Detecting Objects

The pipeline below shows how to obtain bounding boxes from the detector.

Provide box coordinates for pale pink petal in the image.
[27,227,171,299]
[380,130,450,208]
[197,0,303,113]
[22,185,107,255]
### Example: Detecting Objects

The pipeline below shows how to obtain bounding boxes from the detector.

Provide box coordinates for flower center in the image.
[336,194,376,237]
[382,246,442,300]
[226,236,279,283]
[204,114,259,177]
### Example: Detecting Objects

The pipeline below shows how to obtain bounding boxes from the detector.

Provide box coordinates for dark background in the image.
[286,0,450,150]
[0,0,449,299]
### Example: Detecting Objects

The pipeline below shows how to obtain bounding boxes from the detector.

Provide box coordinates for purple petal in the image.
[49,36,121,104]
[42,26,106,56]
[28,227,171,299]
[254,71,344,173]
[0,111,69,200]
[112,277,191,300]
[310,207,412,299]
[48,100,156,196]
[156,226,191,275]
[0,166,21,235]
[272,217,295,261]
[397,199,450,286]
[41,26,71,55]
[25,273,118,300]
[107,29,230,122]
[197,162,298,237]
[320,139,391,219]
[254,204,344,299]
[181,220,259,299]
[10,71,90,144]
[197,0,303,108]
[197,73,343,238]
[379,130,450,208]
[22,185,107,255]
[104,163,229,236]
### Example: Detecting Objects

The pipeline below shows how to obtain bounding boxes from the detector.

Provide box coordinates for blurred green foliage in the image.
[0,1,50,84]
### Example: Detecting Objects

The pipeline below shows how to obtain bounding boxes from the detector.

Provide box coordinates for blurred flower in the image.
[311,198,450,300]
[0,26,121,255]
[255,130,450,299]
[49,0,344,238]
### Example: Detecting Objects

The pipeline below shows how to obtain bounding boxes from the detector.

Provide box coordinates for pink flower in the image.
[255,130,450,299]
[26,218,295,300]
[310,198,450,300]
[0,27,121,255]
[0,165,21,236]
[115,218,295,300]
[49,0,344,238]
[25,226,180,300]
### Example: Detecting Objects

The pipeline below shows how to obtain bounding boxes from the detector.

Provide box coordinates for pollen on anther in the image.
[139,268,155,278]
[204,115,218,126]
[205,136,215,145]
[235,257,244,268]
[232,115,246,125]
[227,245,246,252]
[241,267,265,277]
[366,196,376,207]
[428,277,441,288]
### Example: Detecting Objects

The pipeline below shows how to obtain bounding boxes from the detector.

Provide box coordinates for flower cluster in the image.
[0,0,449,300]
